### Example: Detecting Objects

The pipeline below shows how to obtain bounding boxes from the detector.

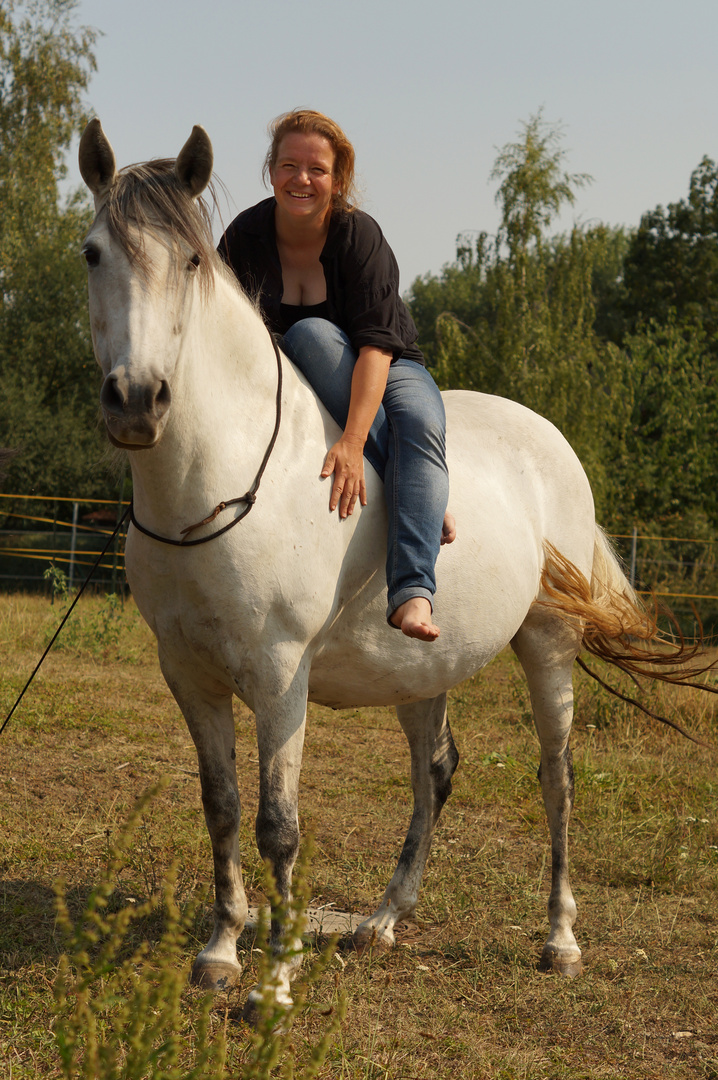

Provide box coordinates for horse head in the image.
[79,119,215,450]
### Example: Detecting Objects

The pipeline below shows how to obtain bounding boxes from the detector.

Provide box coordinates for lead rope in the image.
[1,504,132,736]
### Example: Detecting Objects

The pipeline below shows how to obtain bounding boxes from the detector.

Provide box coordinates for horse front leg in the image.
[159,654,247,991]
[243,665,309,1020]
[353,692,459,952]
[512,613,583,977]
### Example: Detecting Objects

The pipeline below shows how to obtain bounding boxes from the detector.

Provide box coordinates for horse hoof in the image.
[539,948,582,979]
[241,993,292,1032]
[190,960,241,992]
[241,996,261,1028]
[352,925,395,956]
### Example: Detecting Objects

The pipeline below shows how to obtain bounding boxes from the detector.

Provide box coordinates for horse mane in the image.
[103,159,225,292]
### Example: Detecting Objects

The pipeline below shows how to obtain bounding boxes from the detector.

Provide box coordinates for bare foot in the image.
[441,511,456,545]
[389,597,440,641]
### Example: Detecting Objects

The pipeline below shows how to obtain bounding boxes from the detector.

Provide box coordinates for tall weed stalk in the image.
[52,782,344,1079]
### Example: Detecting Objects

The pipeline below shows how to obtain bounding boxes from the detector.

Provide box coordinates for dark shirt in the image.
[279,300,329,335]
[217,197,424,365]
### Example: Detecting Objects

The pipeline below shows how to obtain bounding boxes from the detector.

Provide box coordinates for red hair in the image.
[263,109,358,213]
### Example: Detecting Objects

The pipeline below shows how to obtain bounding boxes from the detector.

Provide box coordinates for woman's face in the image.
[271,132,339,227]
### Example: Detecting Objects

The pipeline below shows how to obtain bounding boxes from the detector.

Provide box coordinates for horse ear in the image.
[175,125,213,197]
[79,118,117,200]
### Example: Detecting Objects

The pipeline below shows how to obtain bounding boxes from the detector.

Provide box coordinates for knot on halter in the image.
[179,490,258,540]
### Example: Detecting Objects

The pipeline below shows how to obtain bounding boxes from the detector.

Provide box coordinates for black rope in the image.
[130,333,283,547]
[0,504,132,736]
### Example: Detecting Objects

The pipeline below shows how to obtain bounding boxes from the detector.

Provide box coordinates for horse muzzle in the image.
[100,370,172,449]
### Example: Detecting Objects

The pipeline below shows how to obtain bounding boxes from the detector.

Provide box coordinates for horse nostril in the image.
[100,372,126,415]
[142,379,171,417]
[155,380,172,413]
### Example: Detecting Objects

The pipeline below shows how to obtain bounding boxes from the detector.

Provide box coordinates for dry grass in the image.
[0,593,717,1078]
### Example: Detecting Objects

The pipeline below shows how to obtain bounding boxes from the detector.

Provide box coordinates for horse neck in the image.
[128,272,283,527]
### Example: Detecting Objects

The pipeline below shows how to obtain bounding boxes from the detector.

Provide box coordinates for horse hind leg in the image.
[511,610,583,978]
[353,692,459,953]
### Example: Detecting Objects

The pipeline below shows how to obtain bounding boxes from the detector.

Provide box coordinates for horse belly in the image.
[307,393,596,710]
[307,504,542,708]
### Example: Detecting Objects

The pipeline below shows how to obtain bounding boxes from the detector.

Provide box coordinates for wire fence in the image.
[0,492,128,593]
[2,492,718,633]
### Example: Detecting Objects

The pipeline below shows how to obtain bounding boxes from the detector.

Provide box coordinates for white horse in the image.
[78,120,672,1015]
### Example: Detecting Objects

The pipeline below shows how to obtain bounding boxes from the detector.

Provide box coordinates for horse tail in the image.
[539,527,713,687]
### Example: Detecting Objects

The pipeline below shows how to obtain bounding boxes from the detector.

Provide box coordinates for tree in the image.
[490,110,591,264]
[609,318,718,532]
[620,156,718,352]
[407,114,623,519]
[0,1,103,505]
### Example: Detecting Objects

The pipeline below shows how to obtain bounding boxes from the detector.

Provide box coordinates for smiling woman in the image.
[218,108,453,642]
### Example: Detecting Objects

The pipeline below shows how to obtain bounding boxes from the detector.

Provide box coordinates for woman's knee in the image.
[385,362,445,424]
[283,318,349,360]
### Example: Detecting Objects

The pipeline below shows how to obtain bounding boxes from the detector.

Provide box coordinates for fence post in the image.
[68,501,79,592]
[112,464,127,598]
[629,525,638,589]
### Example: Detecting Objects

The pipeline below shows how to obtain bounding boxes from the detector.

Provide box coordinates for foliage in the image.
[45,588,127,658]
[43,560,69,602]
[51,784,344,1080]
[52,783,228,1080]
[0,1,108,505]
[621,156,718,353]
[609,318,718,533]
[489,110,591,262]
[408,113,624,520]
[407,116,718,538]
[237,842,346,1080]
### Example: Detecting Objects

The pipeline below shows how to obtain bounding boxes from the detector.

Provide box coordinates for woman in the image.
[218,109,453,641]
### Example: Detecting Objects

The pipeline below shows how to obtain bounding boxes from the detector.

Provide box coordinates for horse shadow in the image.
[0,876,212,971]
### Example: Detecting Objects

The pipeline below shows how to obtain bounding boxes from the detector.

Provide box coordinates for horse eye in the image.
[83,245,100,268]
[189,253,201,269]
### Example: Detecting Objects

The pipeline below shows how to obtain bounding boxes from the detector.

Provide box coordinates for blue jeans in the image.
[282,319,449,619]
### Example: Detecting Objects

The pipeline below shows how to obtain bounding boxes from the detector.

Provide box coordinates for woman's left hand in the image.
[322,433,367,517]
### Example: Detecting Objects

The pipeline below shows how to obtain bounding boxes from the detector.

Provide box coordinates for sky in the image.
[65,0,718,288]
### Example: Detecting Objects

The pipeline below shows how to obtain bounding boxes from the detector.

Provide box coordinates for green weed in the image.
[51,783,344,1080]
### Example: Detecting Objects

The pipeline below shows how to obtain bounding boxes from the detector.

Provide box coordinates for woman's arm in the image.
[321,345,392,517]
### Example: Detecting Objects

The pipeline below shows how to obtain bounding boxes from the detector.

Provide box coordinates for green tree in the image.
[620,156,718,352]
[610,318,718,532]
[0,0,104,504]
[407,113,624,519]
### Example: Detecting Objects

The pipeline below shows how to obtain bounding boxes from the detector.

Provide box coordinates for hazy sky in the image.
[66,0,717,287]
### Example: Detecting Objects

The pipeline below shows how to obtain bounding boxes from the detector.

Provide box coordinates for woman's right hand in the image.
[321,433,367,517]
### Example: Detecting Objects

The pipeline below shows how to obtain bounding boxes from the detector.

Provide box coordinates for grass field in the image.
[0,592,717,1078]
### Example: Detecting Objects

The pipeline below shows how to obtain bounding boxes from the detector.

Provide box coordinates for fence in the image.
[0,492,128,592]
[609,530,718,637]
[2,493,718,629]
